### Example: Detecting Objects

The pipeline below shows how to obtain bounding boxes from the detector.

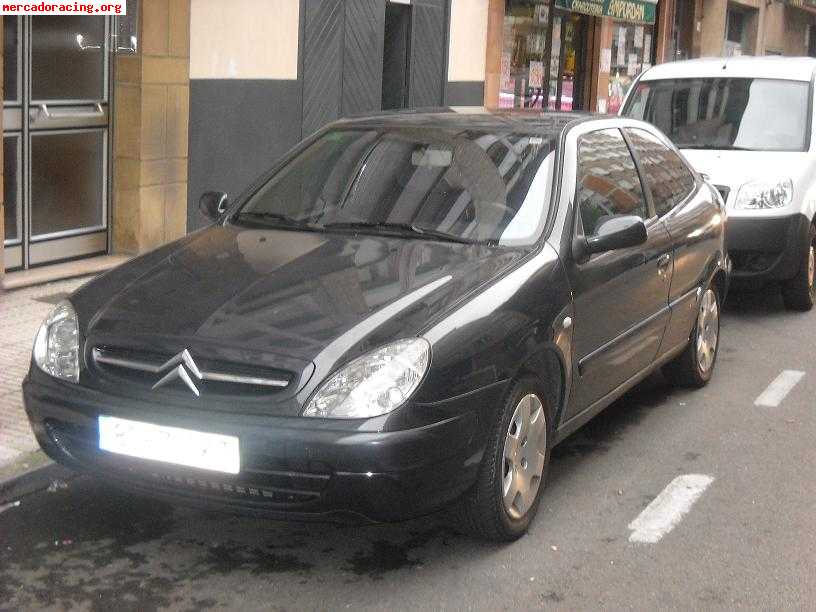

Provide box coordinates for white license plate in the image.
[98,415,240,474]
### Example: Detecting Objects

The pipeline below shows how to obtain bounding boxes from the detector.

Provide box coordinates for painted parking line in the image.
[628,474,714,544]
[754,370,805,408]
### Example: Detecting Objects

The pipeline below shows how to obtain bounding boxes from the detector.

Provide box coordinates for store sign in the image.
[785,0,816,9]
[555,0,657,24]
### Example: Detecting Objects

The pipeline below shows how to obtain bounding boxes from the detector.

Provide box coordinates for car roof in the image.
[333,107,598,137]
[638,56,816,82]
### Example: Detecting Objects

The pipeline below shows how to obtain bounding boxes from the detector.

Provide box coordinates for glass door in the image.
[3,15,110,271]
[3,16,23,269]
[548,11,588,111]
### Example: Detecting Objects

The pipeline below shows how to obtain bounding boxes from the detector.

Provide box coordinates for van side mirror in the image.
[573,215,647,261]
[199,191,229,221]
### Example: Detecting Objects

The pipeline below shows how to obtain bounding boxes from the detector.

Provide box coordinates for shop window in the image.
[725,7,748,57]
[607,22,655,114]
[500,0,589,111]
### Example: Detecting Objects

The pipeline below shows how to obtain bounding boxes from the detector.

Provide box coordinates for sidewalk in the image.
[0,277,91,469]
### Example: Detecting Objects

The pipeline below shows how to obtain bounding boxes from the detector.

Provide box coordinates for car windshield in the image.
[623,77,811,152]
[233,127,558,247]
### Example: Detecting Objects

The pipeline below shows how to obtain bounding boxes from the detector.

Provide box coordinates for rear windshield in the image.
[233,128,558,247]
[623,78,811,152]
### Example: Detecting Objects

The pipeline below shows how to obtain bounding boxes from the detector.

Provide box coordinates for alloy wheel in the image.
[502,394,547,520]
[808,244,815,293]
[696,289,719,374]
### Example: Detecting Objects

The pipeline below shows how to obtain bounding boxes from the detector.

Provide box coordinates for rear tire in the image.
[455,378,551,542]
[782,224,816,312]
[663,284,720,388]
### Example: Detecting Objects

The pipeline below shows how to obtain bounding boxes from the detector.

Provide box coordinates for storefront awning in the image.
[555,0,657,24]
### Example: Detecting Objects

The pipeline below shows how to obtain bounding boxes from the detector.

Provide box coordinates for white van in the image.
[621,57,816,310]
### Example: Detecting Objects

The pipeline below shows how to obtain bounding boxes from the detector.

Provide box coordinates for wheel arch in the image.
[514,345,569,431]
[711,268,728,304]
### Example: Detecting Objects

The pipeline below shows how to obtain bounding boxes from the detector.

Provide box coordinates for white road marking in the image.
[628,474,714,544]
[754,370,805,408]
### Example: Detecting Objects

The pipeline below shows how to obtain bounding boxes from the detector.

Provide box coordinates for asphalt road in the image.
[1,287,815,611]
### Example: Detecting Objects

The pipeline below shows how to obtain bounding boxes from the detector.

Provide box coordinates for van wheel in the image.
[663,284,720,388]
[782,224,816,312]
[455,378,550,541]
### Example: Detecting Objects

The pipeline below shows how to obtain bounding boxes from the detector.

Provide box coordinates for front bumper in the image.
[23,371,499,523]
[726,212,811,286]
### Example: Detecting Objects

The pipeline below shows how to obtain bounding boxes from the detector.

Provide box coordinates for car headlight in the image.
[33,300,80,383]
[734,178,793,210]
[303,338,430,419]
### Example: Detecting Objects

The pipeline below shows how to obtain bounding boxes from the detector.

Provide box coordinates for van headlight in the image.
[33,300,80,383]
[303,338,430,419]
[734,178,793,210]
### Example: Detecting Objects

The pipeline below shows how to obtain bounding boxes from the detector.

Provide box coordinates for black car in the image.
[24,111,728,541]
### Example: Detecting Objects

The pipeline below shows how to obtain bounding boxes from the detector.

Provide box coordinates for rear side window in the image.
[625,128,696,217]
[576,129,648,237]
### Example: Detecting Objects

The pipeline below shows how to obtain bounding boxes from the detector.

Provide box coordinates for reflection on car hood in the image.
[80,226,527,367]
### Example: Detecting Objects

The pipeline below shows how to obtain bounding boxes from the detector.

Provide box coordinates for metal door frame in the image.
[3,15,112,271]
[3,15,24,269]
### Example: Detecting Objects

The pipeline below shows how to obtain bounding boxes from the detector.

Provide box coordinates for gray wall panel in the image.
[188,79,302,232]
[301,0,344,137]
[342,0,386,116]
[446,81,485,106]
[409,0,448,108]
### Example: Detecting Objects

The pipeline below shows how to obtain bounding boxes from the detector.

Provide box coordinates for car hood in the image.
[79,225,527,377]
[680,149,812,193]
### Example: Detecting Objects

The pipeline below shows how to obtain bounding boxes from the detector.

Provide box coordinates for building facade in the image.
[0,0,814,279]
[668,0,816,59]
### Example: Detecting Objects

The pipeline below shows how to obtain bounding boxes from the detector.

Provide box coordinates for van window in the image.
[623,78,810,152]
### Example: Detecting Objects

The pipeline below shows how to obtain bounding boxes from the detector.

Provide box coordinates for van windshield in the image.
[623,78,811,152]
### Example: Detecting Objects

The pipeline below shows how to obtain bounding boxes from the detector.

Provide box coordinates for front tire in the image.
[782,224,816,312]
[663,284,720,388]
[456,378,550,541]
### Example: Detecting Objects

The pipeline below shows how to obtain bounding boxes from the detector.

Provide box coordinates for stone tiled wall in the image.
[763,4,815,55]
[113,0,191,254]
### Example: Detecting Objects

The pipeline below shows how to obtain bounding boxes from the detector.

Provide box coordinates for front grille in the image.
[91,345,292,397]
[46,419,330,507]
[714,185,730,204]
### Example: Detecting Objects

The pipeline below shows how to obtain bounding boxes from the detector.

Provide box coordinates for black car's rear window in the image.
[234,127,559,246]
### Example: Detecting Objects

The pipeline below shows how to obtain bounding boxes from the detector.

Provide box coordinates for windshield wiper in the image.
[235,211,321,230]
[322,221,477,244]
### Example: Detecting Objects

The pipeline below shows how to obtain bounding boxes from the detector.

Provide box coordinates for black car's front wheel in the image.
[663,284,720,388]
[456,378,550,541]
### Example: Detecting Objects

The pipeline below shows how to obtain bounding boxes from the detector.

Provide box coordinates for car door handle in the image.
[657,253,672,270]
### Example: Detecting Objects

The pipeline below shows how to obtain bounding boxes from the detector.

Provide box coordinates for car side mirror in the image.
[573,215,647,261]
[199,191,229,221]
